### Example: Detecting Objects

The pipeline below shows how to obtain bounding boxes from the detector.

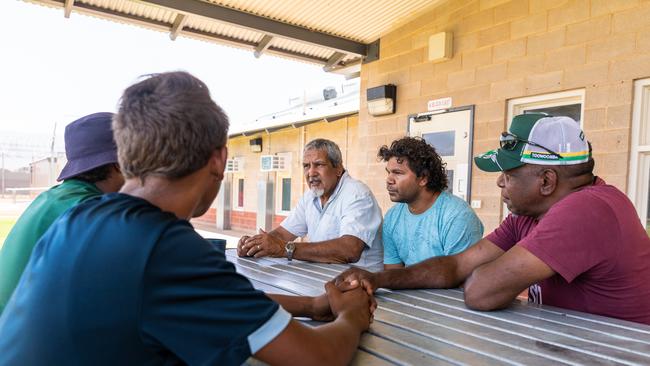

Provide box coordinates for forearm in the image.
[314,312,364,363]
[267,294,315,318]
[383,263,404,270]
[293,237,363,264]
[300,312,364,365]
[256,318,363,366]
[462,245,551,311]
[269,227,297,242]
[376,256,464,290]
[463,268,520,311]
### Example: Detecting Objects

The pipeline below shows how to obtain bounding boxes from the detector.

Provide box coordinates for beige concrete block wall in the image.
[224,116,359,213]
[226,136,260,212]
[358,0,650,232]
[262,127,302,210]
[304,116,362,180]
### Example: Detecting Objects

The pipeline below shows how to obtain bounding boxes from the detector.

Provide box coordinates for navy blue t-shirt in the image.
[0,193,290,365]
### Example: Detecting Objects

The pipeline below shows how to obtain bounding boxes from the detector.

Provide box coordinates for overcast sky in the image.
[0,1,346,168]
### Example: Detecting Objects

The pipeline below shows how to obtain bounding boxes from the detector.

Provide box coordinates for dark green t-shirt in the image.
[0,179,101,313]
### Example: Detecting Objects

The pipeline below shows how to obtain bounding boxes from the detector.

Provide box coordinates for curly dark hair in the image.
[378,136,448,192]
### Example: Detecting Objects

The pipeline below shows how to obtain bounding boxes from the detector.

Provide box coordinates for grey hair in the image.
[304,138,343,168]
[114,71,229,180]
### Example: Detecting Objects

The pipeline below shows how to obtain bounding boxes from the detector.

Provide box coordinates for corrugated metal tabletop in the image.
[225,249,650,366]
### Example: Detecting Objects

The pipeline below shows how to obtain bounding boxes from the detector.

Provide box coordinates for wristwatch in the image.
[285,241,296,261]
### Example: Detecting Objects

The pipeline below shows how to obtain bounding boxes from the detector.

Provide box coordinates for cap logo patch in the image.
[478,149,498,159]
[529,151,560,160]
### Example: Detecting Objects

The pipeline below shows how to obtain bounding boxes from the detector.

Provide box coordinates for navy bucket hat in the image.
[57,112,119,181]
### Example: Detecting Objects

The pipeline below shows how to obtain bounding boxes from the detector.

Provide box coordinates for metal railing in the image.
[5,187,50,203]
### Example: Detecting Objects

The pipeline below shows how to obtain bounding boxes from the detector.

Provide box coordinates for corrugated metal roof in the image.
[25,0,445,73]
[205,0,438,43]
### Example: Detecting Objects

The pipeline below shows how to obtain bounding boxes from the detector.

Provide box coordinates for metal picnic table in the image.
[225,249,650,365]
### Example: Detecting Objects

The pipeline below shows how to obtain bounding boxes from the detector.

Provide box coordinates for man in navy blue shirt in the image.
[0,72,374,366]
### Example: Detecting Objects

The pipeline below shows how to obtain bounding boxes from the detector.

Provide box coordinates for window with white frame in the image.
[507,89,585,128]
[263,152,293,215]
[276,173,292,215]
[232,174,245,210]
[504,90,585,220]
[628,78,650,234]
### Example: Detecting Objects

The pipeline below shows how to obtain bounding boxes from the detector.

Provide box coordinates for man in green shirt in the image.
[0,112,124,313]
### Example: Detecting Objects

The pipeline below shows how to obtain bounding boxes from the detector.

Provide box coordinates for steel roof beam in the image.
[169,13,188,41]
[323,52,347,71]
[36,0,373,70]
[141,0,368,57]
[254,35,273,58]
[42,0,331,64]
[63,0,74,18]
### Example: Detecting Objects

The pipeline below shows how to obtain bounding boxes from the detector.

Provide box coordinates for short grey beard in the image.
[311,188,325,197]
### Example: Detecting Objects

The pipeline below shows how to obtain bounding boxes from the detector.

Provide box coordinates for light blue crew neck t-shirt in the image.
[383,191,484,266]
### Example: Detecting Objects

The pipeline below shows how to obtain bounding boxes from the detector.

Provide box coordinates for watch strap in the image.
[285,241,295,261]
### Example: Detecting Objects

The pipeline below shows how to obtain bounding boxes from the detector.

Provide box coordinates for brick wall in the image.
[194,207,217,226]
[273,215,286,227]
[193,209,284,233]
[358,0,650,232]
[231,210,256,231]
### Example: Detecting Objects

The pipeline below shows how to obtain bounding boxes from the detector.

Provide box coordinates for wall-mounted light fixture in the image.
[249,137,263,153]
[428,32,453,62]
[366,84,397,116]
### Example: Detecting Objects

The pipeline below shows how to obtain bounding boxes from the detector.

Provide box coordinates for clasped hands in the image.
[333,267,378,297]
[312,268,380,328]
[311,281,377,327]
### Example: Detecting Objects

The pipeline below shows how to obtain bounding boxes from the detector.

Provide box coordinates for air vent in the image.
[225,157,244,173]
[260,153,291,172]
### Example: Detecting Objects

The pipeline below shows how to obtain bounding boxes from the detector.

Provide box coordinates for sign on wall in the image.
[427,97,453,111]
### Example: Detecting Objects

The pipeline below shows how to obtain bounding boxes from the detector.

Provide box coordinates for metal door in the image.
[408,106,474,202]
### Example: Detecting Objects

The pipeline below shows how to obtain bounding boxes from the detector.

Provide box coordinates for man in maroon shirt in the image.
[335,113,650,325]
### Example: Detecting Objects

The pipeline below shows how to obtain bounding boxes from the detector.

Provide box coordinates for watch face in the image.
[286,242,295,251]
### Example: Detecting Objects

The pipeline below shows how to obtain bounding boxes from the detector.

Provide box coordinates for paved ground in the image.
[0,198,31,248]
[191,220,253,249]
[0,197,251,250]
[0,197,31,217]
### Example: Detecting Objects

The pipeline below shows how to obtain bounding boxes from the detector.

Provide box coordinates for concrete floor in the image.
[191,221,254,249]
[0,197,250,250]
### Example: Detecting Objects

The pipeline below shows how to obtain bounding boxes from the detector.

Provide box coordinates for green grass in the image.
[0,219,17,250]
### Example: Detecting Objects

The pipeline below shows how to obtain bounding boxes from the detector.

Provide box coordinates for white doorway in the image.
[408,106,474,202]
[628,78,650,232]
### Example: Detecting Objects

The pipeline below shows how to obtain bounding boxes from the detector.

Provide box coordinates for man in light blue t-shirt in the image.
[379,137,483,268]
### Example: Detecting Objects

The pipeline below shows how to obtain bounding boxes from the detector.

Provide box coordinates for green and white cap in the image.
[474,114,591,172]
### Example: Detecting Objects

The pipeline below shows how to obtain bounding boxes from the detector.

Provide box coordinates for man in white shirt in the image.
[238,138,383,268]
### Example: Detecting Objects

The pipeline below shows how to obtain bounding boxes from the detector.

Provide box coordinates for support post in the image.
[256,172,275,232]
[216,174,231,230]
